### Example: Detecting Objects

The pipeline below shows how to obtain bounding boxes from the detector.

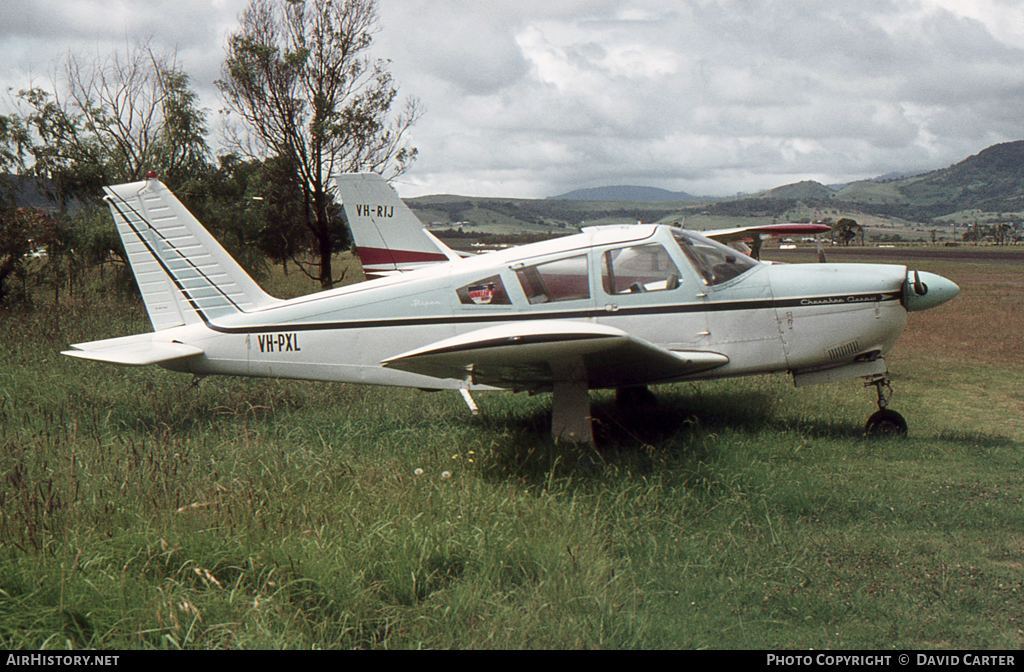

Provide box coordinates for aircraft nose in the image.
[902,270,960,312]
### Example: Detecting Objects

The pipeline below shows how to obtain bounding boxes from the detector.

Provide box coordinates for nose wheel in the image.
[864,375,908,437]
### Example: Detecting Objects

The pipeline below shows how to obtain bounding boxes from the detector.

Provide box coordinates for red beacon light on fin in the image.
[146,171,158,180]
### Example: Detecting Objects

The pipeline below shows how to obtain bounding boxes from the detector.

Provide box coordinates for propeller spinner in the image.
[903,270,959,311]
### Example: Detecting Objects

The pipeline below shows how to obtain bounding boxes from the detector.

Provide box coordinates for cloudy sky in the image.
[3,0,1024,198]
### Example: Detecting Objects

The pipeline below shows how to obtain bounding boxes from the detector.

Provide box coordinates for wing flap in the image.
[383,321,728,390]
[62,333,203,366]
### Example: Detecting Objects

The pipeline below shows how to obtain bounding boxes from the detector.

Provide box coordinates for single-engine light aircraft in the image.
[63,174,959,444]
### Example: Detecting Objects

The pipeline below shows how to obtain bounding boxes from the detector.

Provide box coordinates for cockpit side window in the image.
[601,244,682,295]
[514,255,590,304]
[456,275,512,305]
[672,229,758,286]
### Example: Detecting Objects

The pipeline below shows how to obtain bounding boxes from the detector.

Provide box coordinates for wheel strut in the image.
[864,373,907,437]
[865,374,893,410]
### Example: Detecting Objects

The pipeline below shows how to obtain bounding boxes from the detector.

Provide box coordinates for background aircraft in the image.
[63,176,958,445]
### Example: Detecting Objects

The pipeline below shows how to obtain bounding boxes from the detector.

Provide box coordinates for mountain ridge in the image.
[545,140,1024,216]
[548,185,700,202]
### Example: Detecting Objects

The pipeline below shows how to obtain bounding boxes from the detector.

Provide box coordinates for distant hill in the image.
[549,185,700,202]
[406,191,688,235]
[835,180,906,205]
[720,141,1024,220]
[761,180,836,200]
[895,140,1024,213]
[871,170,927,182]
[1,175,81,212]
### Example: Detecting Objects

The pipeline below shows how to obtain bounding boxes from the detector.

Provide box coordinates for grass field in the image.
[1,249,1022,649]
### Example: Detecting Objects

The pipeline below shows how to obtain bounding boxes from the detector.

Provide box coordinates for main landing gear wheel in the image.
[864,375,908,437]
[865,408,908,437]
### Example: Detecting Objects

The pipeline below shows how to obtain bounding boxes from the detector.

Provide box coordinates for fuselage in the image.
[156,225,930,392]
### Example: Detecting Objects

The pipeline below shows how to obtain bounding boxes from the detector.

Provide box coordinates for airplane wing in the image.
[62,333,204,366]
[698,223,832,260]
[703,222,832,244]
[382,321,728,391]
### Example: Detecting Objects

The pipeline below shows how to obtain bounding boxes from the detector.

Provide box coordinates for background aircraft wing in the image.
[703,222,832,244]
[698,222,832,260]
[382,321,728,391]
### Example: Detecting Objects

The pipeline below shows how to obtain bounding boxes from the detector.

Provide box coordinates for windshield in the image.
[671,229,758,286]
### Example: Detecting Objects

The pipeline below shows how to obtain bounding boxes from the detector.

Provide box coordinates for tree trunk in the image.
[318,228,333,290]
[312,172,335,290]
[0,257,14,306]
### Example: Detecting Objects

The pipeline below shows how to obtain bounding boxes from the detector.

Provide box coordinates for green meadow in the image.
[1,251,1022,649]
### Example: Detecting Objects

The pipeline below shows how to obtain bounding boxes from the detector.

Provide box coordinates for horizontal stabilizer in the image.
[62,333,203,366]
[383,321,728,391]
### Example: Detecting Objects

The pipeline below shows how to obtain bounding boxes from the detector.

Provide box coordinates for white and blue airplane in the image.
[63,174,959,444]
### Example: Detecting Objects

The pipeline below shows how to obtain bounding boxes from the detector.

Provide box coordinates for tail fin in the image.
[335,173,459,278]
[104,177,278,331]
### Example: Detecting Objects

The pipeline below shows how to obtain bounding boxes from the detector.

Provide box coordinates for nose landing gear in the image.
[864,374,908,437]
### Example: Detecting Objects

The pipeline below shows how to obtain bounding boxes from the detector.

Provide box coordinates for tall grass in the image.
[1,254,1022,648]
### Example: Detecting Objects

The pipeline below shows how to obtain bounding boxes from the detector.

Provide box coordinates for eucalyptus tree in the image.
[0,114,28,176]
[834,217,863,246]
[218,0,420,289]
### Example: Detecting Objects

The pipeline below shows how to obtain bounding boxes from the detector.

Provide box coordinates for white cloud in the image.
[3,0,1024,198]
[385,0,1024,197]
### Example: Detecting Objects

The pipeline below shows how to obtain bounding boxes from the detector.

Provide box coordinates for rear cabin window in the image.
[602,244,682,295]
[514,255,590,304]
[456,275,512,305]
[672,229,757,286]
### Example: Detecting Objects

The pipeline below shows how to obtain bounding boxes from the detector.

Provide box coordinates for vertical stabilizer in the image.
[335,173,457,278]
[104,177,278,330]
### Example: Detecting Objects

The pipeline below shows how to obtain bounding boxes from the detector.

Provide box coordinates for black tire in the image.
[865,409,908,437]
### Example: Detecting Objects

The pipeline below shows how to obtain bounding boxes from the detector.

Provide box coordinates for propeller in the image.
[912,269,928,296]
